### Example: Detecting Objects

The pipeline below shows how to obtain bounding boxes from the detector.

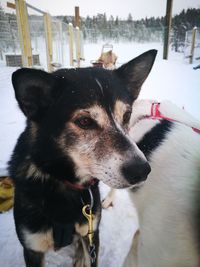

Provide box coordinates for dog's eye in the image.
[75,117,96,129]
[123,111,132,124]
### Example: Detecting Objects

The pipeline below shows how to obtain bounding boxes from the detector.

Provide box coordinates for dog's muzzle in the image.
[121,159,151,185]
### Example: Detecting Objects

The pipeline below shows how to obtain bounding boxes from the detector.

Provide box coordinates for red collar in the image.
[63,178,98,190]
[146,103,200,134]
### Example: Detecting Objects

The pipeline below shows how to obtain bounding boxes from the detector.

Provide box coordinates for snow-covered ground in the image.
[0,42,200,267]
[0,183,136,267]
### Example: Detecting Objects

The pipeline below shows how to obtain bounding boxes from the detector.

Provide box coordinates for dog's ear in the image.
[12,68,61,121]
[115,49,157,99]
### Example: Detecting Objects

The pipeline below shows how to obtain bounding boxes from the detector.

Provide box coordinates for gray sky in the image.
[2,0,200,19]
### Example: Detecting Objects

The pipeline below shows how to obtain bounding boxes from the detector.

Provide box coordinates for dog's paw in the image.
[102,197,114,209]
[101,189,116,209]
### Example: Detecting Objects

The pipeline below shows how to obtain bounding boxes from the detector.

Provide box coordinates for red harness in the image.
[146,103,200,134]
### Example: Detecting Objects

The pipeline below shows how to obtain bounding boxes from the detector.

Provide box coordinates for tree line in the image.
[61,8,200,47]
[1,4,200,48]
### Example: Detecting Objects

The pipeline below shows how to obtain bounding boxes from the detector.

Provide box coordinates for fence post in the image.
[15,0,32,67]
[68,23,74,66]
[74,6,81,67]
[44,13,53,72]
[59,21,64,66]
[75,26,81,67]
[75,6,80,28]
[163,0,173,60]
[189,27,197,64]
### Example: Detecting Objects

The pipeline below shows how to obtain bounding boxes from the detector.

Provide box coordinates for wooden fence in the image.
[7,0,83,71]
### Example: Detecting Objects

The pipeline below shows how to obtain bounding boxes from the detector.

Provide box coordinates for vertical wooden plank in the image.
[59,21,64,66]
[15,0,32,67]
[75,26,81,67]
[74,7,81,67]
[75,6,80,28]
[163,0,173,60]
[68,23,74,66]
[189,27,197,64]
[44,13,53,72]
[80,30,84,62]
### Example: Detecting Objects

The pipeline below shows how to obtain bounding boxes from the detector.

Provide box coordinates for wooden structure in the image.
[6,1,83,70]
[75,6,80,28]
[15,0,33,67]
[6,54,40,67]
[74,7,81,67]
[44,13,53,72]
[68,23,74,66]
[75,27,81,67]
[163,0,173,60]
[189,27,197,64]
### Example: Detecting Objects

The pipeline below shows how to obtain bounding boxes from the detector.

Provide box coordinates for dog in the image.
[97,50,117,69]
[122,99,200,267]
[9,50,157,267]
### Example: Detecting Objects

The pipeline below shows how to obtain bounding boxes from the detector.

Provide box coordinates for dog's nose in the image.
[121,159,151,184]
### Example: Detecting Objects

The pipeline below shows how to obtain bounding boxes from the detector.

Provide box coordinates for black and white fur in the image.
[9,50,157,267]
[123,99,200,267]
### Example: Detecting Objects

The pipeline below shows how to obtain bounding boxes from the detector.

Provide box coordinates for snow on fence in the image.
[0,0,84,71]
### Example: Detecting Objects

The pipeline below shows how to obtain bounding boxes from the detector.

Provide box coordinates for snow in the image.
[0,66,25,176]
[0,42,200,267]
[0,184,137,267]
[84,42,200,120]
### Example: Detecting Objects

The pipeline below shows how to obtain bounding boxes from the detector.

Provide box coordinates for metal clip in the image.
[82,204,94,247]
[81,187,96,263]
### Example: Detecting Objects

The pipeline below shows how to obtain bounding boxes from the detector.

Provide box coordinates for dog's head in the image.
[12,50,157,189]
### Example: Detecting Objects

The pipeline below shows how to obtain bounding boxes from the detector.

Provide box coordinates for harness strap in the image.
[147,103,200,134]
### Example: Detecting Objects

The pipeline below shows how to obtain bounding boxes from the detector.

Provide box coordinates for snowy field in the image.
[0,42,200,267]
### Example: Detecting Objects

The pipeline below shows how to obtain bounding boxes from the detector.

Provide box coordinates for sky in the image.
[1,0,200,19]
